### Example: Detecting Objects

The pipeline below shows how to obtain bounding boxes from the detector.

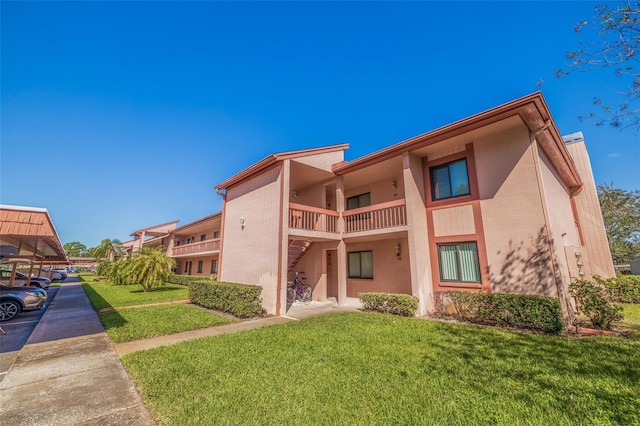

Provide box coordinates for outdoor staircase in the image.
[288,240,314,271]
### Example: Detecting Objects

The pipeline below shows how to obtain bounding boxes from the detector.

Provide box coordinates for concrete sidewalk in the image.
[0,282,155,425]
[0,281,361,425]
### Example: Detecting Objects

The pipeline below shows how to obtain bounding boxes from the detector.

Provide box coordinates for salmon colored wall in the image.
[175,255,218,276]
[220,166,282,314]
[432,204,475,237]
[292,184,326,209]
[565,140,615,278]
[345,239,411,298]
[475,126,559,297]
[293,151,345,172]
[345,177,404,206]
[537,146,582,290]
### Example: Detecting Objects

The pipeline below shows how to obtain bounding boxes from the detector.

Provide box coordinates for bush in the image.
[435,291,564,333]
[597,274,640,304]
[169,274,217,287]
[570,279,624,330]
[190,281,263,318]
[359,292,419,317]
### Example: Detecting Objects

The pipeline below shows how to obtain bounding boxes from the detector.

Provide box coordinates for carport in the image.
[0,204,68,284]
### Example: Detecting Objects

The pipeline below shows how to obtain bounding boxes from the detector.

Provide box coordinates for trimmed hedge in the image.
[597,274,640,304]
[190,281,263,318]
[169,274,217,287]
[435,291,564,333]
[359,292,419,317]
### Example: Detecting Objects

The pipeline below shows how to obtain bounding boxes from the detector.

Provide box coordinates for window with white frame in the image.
[211,259,218,274]
[200,234,206,241]
[213,231,220,239]
[346,192,371,210]
[437,242,481,283]
[348,250,373,279]
[197,260,203,274]
[430,159,470,201]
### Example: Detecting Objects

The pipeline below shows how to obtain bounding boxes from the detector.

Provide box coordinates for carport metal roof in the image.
[0,204,68,264]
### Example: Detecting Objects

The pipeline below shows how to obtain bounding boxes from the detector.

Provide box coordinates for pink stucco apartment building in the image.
[124,92,614,322]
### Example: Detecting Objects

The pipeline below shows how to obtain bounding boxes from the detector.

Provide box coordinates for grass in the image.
[81,278,230,343]
[99,304,231,343]
[122,312,640,426]
[621,303,640,339]
[81,280,189,311]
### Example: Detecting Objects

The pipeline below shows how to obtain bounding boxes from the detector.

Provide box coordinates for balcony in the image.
[289,203,339,233]
[171,238,220,257]
[343,199,407,233]
[289,199,407,235]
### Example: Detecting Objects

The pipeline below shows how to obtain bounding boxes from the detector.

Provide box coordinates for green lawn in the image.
[81,281,189,310]
[122,312,640,426]
[622,303,640,339]
[99,304,231,343]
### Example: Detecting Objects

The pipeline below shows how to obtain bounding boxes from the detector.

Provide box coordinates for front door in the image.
[326,250,338,298]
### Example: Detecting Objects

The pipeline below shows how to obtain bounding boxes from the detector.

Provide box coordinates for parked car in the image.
[0,283,47,321]
[67,267,79,274]
[53,268,68,280]
[38,268,63,281]
[0,270,52,289]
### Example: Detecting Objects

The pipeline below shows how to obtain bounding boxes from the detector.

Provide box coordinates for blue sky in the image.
[1,1,638,249]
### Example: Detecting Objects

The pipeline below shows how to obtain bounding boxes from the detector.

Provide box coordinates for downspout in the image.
[215,186,227,280]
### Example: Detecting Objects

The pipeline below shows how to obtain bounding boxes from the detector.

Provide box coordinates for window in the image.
[211,259,218,274]
[187,237,195,244]
[430,159,470,201]
[183,261,188,273]
[197,261,203,274]
[348,250,373,279]
[346,193,371,210]
[200,234,206,241]
[437,242,481,283]
[213,231,220,239]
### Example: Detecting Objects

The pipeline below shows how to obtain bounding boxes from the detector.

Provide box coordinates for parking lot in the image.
[0,286,59,381]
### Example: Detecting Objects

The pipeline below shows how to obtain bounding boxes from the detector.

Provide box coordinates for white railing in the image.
[171,238,220,256]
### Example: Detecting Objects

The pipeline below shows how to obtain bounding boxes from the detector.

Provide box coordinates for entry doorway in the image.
[326,250,338,299]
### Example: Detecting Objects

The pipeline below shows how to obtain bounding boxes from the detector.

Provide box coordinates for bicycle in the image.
[287,271,312,303]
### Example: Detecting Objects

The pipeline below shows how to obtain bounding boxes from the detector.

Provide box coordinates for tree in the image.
[598,183,640,264]
[556,1,640,130]
[91,238,122,261]
[63,242,88,257]
[129,247,176,292]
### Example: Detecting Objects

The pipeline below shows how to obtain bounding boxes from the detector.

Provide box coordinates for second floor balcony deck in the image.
[171,238,220,257]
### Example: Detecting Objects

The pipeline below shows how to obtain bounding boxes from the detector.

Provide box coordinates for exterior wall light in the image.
[240,217,245,230]
[395,243,401,259]
[293,190,298,198]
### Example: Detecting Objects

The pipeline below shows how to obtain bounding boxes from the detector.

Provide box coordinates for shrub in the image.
[569,279,624,330]
[596,274,640,304]
[359,292,419,317]
[190,281,263,318]
[169,274,217,287]
[435,291,564,333]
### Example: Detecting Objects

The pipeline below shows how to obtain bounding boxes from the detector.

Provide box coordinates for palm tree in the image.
[130,247,176,292]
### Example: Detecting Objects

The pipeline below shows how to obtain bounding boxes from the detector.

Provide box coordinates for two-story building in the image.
[212,92,614,322]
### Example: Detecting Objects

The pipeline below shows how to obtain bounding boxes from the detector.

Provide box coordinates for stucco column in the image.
[403,152,433,315]
[336,177,347,305]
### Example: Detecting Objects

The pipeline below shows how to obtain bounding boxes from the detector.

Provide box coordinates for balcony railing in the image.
[171,238,220,256]
[289,203,339,233]
[343,199,407,233]
[289,199,407,234]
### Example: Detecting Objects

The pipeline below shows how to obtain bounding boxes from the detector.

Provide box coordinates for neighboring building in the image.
[213,92,614,322]
[168,212,222,277]
[121,214,222,278]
